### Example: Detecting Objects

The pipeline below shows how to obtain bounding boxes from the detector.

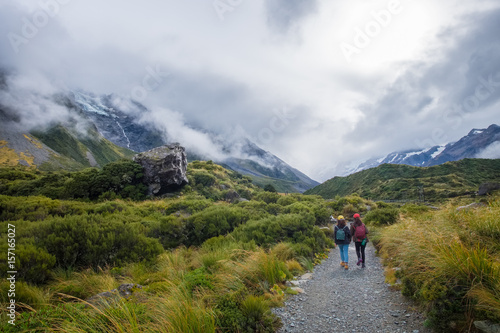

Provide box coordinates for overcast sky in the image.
[1,0,500,181]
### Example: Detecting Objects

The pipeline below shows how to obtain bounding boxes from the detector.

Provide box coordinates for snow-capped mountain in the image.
[73,92,165,153]
[0,68,319,192]
[346,124,500,174]
[72,92,319,192]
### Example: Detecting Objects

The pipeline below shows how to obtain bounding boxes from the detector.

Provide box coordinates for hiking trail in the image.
[273,243,432,333]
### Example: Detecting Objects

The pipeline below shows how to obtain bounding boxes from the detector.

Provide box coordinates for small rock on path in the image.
[273,243,432,333]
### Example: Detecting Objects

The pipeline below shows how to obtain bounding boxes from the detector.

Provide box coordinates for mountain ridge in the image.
[305,158,500,201]
[345,124,500,175]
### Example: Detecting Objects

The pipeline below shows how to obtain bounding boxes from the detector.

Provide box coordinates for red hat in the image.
[353,213,360,218]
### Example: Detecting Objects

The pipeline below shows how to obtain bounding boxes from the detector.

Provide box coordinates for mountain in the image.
[73,92,165,153]
[71,91,318,193]
[427,125,500,166]
[305,158,500,201]
[346,124,500,174]
[0,72,318,192]
[0,99,134,170]
[222,140,319,193]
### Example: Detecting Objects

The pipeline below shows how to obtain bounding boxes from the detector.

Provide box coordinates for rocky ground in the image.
[273,243,432,333]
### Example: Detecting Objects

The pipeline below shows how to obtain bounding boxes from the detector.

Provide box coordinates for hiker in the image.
[334,215,351,270]
[350,213,369,268]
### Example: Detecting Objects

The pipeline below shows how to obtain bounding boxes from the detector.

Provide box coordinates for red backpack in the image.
[354,224,367,240]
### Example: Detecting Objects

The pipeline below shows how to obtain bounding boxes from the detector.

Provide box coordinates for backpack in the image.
[335,226,347,241]
[354,224,367,240]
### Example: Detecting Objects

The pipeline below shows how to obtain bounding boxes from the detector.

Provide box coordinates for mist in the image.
[1,0,500,180]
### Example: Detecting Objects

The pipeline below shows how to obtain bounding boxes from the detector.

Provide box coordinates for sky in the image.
[1,0,500,181]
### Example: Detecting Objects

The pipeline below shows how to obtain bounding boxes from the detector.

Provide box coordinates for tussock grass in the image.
[57,296,146,333]
[147,288,216,333]
[270,242,296,261]
[286,259,304,276]
[52,268,121,299]
[379,195,500,331]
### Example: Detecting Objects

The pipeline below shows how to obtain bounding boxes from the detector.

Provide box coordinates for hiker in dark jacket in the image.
[350,213,369,268]
[334,215,351,270]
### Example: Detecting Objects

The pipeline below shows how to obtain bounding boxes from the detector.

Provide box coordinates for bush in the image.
[192,170,217,187]
[185,205,250,246]
[240,295,281,332]
[34,215,163,269]
[263,184,277,193]
[400,204,431,216]
[255,192,280,204]
[15,244,56,284]
[364,208,399,226]
[215,294,247,332]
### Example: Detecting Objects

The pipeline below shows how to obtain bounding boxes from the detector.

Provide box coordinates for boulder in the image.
[474,320,500,333]
[86,283,143,307]
[133,144,188,196]
[225,189,240,203]
[478,183,500,196]
[457,202,487,211]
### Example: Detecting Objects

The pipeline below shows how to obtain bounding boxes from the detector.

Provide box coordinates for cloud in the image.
[343,6,500,161]
[475,141,500,159]
[265,0,318,34]
[0,72,77,131]
[1,0,500,181]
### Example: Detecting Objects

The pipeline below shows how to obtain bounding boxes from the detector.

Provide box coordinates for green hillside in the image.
[305,159,500,201]
[31,124,135,170]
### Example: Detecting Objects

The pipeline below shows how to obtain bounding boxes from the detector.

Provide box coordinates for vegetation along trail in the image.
[274,242,431,333]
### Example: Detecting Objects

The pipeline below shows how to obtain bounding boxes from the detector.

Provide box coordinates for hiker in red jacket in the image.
[350,213,369,268]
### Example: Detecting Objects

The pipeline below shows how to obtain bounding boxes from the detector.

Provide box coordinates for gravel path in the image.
[273,243,432,333]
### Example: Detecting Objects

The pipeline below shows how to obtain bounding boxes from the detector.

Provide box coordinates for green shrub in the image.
[231,213,333,255]
[183,268,215,295]
[34,215,163,269]
[255,192,280,204]
[155,215,186,249]
[240,295,281,332]
[400,204,431,216]
[276,195,297,206]
[192,170,217,187]
[364,208,399,226]
[0,303,81,332]
[164,197,212,215]
[263,184,277,193]
[185,205,250,246]
[215,294,247,332]
[15,244,56,284]
[375,201,392,209]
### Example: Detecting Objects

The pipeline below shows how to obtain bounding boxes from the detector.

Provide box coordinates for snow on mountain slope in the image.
[345,124,499,175]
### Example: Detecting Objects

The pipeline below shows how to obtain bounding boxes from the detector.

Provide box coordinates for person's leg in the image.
[338,244,346,264]
[342,244,349,267]
[355,242,362,265]
[361,243,366,267]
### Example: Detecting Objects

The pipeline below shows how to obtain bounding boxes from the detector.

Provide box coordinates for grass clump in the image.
[378,195,500,331]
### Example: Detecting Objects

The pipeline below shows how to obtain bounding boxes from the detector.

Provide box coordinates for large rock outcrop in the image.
[478,182,500,196]
[133,144,188,196]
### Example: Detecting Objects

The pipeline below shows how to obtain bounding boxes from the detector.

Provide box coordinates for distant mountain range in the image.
[305,158,500,201]
[346,124,500,175]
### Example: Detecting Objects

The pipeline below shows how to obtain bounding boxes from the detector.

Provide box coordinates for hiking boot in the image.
[344,264,349,270]
[361,263,366,268]
[340,262,345,267]
[357,258,362,266]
